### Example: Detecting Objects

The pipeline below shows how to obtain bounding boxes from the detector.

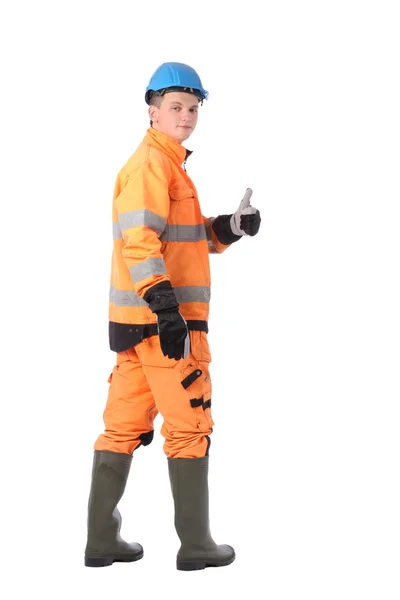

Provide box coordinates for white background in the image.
[1,1,399,598]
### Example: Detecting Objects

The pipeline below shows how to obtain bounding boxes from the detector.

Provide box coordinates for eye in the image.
[190,108,198,113]
[172,106,180,111]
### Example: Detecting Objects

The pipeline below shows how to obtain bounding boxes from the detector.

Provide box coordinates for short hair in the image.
[149,92,163,109]
[149,92,163,126]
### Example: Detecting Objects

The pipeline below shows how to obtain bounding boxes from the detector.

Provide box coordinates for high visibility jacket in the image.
[109,127,236,352]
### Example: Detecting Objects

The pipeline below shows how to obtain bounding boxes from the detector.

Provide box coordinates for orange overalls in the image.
[94,128,232,458]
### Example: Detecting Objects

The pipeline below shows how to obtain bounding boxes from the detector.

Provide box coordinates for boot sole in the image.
[177,553,235,571]
[85,550,144,567]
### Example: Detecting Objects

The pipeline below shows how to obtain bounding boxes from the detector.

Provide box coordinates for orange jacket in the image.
[109,127,238,351]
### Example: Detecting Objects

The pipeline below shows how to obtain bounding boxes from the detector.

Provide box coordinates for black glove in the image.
[156,309,189,360]
[143,280,190,360]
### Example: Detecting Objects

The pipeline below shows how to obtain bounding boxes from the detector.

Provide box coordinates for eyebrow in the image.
[169,101,199,108]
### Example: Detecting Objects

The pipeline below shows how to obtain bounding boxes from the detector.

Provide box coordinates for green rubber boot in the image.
[168,456,235,571]
[84,450,143,567]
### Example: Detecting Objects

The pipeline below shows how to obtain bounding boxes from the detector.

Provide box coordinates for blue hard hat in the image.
[145,62,209,105]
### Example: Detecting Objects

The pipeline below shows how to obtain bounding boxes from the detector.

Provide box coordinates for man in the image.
[85,62,261,571]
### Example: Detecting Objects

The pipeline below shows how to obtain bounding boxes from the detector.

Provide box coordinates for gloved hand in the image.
[230,188,261,236]
[143,280,190,361]
[156,309,190,360]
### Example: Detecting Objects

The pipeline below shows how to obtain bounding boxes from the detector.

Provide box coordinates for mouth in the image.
[178,126,192,129]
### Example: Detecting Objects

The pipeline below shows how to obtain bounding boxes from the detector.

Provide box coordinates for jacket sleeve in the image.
[203,215,242,254]
[116,160,173,301]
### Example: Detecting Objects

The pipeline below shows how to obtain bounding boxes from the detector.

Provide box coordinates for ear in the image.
[149,105,158,123]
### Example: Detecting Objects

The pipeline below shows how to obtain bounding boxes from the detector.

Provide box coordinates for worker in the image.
[84,61,261,571]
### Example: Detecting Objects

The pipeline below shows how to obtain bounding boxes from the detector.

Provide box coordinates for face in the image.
[149,91,199,143]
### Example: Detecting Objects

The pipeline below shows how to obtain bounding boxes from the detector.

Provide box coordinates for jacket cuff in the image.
[212,214,242,245]
[143,281,179,314]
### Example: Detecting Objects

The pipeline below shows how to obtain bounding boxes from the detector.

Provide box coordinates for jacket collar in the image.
[145,127,192,168]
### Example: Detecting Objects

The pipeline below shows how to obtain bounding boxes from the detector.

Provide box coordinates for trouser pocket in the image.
[180,332,214,431]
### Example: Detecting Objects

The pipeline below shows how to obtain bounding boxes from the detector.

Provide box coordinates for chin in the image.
[172,130,191,143]
[178,129,192,140]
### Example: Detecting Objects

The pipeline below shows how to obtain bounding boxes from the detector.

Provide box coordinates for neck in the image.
[151,124,182,145]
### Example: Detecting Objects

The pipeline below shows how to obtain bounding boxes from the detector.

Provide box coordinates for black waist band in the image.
[109,320,209,353]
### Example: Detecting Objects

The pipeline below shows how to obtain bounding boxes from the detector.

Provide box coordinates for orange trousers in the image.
[94,331,214,458]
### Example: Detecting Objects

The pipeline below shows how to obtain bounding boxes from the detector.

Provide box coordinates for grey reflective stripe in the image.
[113,222,123,240]
[118,209,166,235]
[205,218,217,253]
[129,257,167,284]
[175,286,210,304]
[160,224,206,242]
[109,286,148,307]
[109,284,210,307]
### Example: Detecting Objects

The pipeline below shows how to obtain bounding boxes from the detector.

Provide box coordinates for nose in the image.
[180,109,192,124]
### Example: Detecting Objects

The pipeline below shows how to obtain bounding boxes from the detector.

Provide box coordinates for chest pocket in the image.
[168,184,199,225]
[169,184,195,204]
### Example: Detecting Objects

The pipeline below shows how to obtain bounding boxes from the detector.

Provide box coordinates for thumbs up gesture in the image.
[229,188,261,237]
